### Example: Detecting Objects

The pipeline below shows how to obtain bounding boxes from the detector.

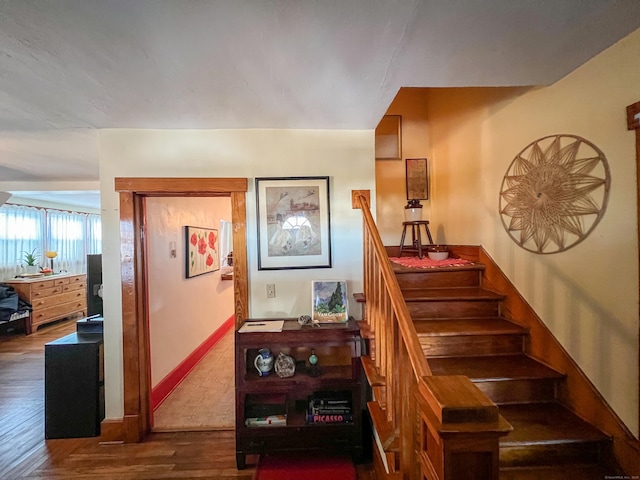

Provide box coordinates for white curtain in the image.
[220,220,233,267]
[0,205,46,280]
[0,204,102,281]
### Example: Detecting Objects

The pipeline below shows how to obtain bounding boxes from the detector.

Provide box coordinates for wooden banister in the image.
[354,193,510,480]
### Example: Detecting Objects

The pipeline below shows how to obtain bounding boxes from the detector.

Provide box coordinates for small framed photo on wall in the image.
[406,158,429,200]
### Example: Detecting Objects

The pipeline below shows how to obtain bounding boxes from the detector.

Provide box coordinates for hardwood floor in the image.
[0,317,375,479]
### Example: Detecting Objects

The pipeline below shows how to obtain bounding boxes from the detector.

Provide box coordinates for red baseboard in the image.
[151,315,234,411]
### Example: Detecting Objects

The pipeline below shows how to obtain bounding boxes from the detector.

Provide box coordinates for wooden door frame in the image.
[114,177,248,442]
[627,101,640,435]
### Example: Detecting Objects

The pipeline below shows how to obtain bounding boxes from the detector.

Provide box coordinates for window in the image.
[0,204,101,280]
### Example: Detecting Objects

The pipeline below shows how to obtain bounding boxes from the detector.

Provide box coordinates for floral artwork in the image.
[311,280,348,323]
[185,226,219,278]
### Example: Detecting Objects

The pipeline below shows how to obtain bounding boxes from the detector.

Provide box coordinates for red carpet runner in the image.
[389,255,473,269]
[254,453,357,480]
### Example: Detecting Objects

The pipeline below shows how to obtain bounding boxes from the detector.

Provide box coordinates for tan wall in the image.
[375,88,432,244]
[420,29,640,434]
[146,196,233,386]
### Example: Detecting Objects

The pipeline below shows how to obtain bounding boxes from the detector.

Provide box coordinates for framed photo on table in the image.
[312,280,348,323]
[256,176,332,270]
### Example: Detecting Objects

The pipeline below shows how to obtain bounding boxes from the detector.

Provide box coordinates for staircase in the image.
[392,256,620,479]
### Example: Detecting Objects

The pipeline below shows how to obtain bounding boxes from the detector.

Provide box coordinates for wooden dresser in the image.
[3,273,87,334]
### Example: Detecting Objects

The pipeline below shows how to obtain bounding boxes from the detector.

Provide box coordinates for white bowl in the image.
[427,251,449,260]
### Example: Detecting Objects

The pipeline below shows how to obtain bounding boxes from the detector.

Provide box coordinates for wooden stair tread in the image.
[499,403,610,445]
[414,318,528,336]
[428,354,563,380]
[361,355,385,386]
[499,464,613,480]
[402,286,505,301]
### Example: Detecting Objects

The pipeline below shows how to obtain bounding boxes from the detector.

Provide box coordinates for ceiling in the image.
[1,0,639,208]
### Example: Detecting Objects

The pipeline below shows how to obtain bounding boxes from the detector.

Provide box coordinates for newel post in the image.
[415,375,512,480]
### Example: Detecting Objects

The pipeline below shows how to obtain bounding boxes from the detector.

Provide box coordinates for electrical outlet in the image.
[266,284,276,298]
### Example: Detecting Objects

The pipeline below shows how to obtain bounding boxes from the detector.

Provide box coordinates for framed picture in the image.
[312,280,348,323]
[185,226,220,278]
[375,115,402,160]
[406,158,429,200]
[256,176,332,270]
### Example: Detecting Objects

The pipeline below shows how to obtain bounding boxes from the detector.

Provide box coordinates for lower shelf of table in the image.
[235,423,363,469]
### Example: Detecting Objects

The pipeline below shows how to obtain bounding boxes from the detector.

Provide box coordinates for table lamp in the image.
[45,251,58,272]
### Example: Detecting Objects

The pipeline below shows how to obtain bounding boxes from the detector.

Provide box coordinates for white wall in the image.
[146,196,233,386]
[99,129,375,418]
[426,28,640,434]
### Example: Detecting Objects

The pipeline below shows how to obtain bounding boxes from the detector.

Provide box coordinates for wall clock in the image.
[499,134,610,254]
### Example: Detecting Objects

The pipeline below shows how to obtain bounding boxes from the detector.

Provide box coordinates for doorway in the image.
[144,195,235,431]
[114,177,248,442]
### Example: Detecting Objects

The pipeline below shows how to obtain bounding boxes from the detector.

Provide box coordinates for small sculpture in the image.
[274,352,296,378]
[298,314,312,326]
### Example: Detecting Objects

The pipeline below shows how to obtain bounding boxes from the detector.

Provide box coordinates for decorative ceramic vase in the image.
[404,206,422,221]
[254,348,274,376]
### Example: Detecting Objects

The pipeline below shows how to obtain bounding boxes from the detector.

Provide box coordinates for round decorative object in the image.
[274,352,296,378]
[309,350,318,365]
[298,314,312,326]
[499,134,610,254]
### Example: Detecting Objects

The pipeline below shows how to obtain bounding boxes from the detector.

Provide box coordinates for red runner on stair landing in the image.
[253,453,357,480]
[389,256,473,269]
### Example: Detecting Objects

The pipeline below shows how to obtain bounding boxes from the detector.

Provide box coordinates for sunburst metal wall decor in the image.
[499,134,610,254]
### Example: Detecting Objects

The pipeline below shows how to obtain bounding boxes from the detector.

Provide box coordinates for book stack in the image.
[307,392,353,424]
[245,393,287,427]
[245,415,286,427]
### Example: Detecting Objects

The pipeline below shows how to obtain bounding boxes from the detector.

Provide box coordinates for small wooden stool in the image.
[398,221,434,259]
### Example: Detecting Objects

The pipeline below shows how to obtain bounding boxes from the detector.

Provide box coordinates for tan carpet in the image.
[153,328,235,431]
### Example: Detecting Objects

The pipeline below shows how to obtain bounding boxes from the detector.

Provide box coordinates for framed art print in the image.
[375,115,402,160]
[256,176,332,270]
[406,158,429,200]
[185,226,220,278]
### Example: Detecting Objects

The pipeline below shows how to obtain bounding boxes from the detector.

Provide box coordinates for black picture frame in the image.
[256,176,332,270]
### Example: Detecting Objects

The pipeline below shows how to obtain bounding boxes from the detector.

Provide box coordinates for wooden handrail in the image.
[356,194,431,379]
[355,193,509,480]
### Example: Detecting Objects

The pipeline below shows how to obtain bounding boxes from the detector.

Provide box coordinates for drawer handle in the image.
[248,440,265,449]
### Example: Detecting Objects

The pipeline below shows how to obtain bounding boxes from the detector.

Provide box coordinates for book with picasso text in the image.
[306,412,354,424]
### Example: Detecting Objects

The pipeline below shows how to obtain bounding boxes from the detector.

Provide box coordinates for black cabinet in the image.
[45,332,104,439]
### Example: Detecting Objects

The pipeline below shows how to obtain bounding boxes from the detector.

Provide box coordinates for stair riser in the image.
[475,378,559,404]
[500,441,603,468]
[396,270,481,289]
[421,334,525,357]
[407,300,500,318]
